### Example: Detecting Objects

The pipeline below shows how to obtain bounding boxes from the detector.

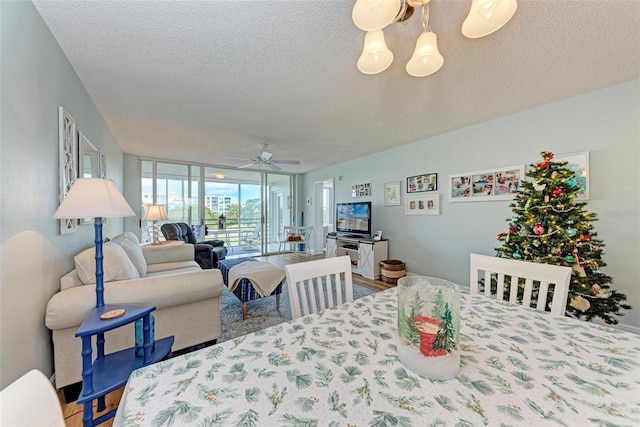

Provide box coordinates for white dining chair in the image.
[285,255,354,318]
[469,253,572,316]
[0,369,66,426]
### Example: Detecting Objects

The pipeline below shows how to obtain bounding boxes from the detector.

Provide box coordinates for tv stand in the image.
[326,235,388,280]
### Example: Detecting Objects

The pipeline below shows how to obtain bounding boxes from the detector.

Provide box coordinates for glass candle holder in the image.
[397,276,461,380]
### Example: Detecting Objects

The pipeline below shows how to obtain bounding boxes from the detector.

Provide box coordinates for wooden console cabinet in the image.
[326,235,388,280]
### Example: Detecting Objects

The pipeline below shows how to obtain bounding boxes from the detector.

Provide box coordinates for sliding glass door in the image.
[140,159,295,256]
[263,173,294,253]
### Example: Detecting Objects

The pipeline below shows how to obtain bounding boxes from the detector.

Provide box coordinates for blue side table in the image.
[75,305,174,427]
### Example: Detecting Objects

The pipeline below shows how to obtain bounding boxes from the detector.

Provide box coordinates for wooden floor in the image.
[60,252,393,426]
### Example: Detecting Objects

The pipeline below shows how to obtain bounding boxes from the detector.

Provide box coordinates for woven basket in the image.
[380,259,406,284]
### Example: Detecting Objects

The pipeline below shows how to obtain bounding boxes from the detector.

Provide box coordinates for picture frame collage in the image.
[407,173,437,193]
[449,165,524,202]
[352,182,371,198]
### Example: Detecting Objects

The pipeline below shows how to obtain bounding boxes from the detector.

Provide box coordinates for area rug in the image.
[218,282,376,343]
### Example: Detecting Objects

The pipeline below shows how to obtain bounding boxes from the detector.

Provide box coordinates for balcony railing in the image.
[202,217,261,248]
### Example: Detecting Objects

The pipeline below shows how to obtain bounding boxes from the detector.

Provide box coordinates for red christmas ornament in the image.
[509,227,517,234]
[533,223,545,236]
[581,235,591,241]
[552,188,563,196]
[537,161,550,169]
[545,152,554,161]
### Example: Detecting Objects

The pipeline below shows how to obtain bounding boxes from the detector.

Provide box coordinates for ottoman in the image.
[218,258,284,319]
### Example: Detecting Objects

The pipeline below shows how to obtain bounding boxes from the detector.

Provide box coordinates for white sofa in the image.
[45,232,223,388]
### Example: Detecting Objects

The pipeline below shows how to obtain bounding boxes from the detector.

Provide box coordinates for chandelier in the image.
[353,0,517,77]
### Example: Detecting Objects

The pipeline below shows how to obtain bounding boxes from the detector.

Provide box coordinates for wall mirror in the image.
[78,132,100,224]
[79,132,100,179]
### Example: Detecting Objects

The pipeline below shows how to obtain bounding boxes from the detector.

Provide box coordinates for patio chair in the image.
[241,223,261,250]
[469,253,572,316]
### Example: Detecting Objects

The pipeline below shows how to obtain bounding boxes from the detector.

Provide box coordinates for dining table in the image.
[114,287,640,426]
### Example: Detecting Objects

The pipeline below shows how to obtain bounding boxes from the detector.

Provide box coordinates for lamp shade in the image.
[53,178,134,219]
[357,30,394,74]
[462,0,517,39]
[142,204,168,221]
[352,0,401,31]
[406,31,444,77]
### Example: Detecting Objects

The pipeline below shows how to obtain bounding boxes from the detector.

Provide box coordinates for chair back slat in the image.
[469,253,572,316]
[285,256,354,319]
[322,274,332,309]
[537,281,550,311]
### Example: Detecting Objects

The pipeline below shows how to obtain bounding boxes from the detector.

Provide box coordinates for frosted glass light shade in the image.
[53,178,135,219]
[142,204,168,221]
[406,31,444,77]
[357,30,394,74]
[462,0,517,38]
[352,0,401,31]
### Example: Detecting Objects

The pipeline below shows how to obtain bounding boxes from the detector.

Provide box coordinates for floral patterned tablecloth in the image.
[114,288,640,427]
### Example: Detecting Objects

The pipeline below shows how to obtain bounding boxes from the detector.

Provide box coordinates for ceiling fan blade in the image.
[224,156,253,161]
[271,159,300,165]
[267,163,282,171]
[237,163,255,169]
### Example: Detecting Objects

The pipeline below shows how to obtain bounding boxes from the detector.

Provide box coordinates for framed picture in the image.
[449,165,524,202]
[407,173,437,193]
[373,230,382,241]
[405,194,440,215]
[58,106,78,235]
[555,151,589,200]
[383,181,401,206]
[351,182,371,197]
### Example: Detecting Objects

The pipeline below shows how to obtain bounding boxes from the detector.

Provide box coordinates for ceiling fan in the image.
[226,143,301,171]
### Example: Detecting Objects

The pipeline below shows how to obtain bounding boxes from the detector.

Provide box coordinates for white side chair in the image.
[469,253,572,316]
[278,225,313,256]
[285,255,353,318]
[0,369,65,426]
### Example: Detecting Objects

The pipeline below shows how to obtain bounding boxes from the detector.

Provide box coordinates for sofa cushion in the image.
[60,269,83,291]
[111,232,147,277]
[74,242,140,285]
[146,261,201,275]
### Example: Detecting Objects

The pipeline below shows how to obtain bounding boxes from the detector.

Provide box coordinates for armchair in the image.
[161,222,227,269]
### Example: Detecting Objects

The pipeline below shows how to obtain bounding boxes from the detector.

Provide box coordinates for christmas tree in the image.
[433,303,456,353]
[496,151,630,324]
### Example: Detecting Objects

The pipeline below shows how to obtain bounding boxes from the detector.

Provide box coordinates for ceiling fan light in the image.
[462,0,517,38]
[406,31,443,77]
[352,0,402,31]
[357,30,394,74]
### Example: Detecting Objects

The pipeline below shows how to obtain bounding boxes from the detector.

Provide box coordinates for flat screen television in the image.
[336,201,372,237]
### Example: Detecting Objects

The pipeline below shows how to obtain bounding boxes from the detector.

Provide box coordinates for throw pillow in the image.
[111,232,147,277]
[75,242,140,285]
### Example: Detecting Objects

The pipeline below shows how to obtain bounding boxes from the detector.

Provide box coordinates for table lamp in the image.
[53,178,135,308]
[142,204,168,244]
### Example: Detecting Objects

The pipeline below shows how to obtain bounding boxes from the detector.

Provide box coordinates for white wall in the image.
[0,2,125,388]
[302,80,640,330]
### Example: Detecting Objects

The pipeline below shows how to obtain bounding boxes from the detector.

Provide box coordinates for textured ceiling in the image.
[33,1,640,174]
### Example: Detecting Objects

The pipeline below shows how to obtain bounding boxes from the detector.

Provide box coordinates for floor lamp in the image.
[53,178,135,308]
